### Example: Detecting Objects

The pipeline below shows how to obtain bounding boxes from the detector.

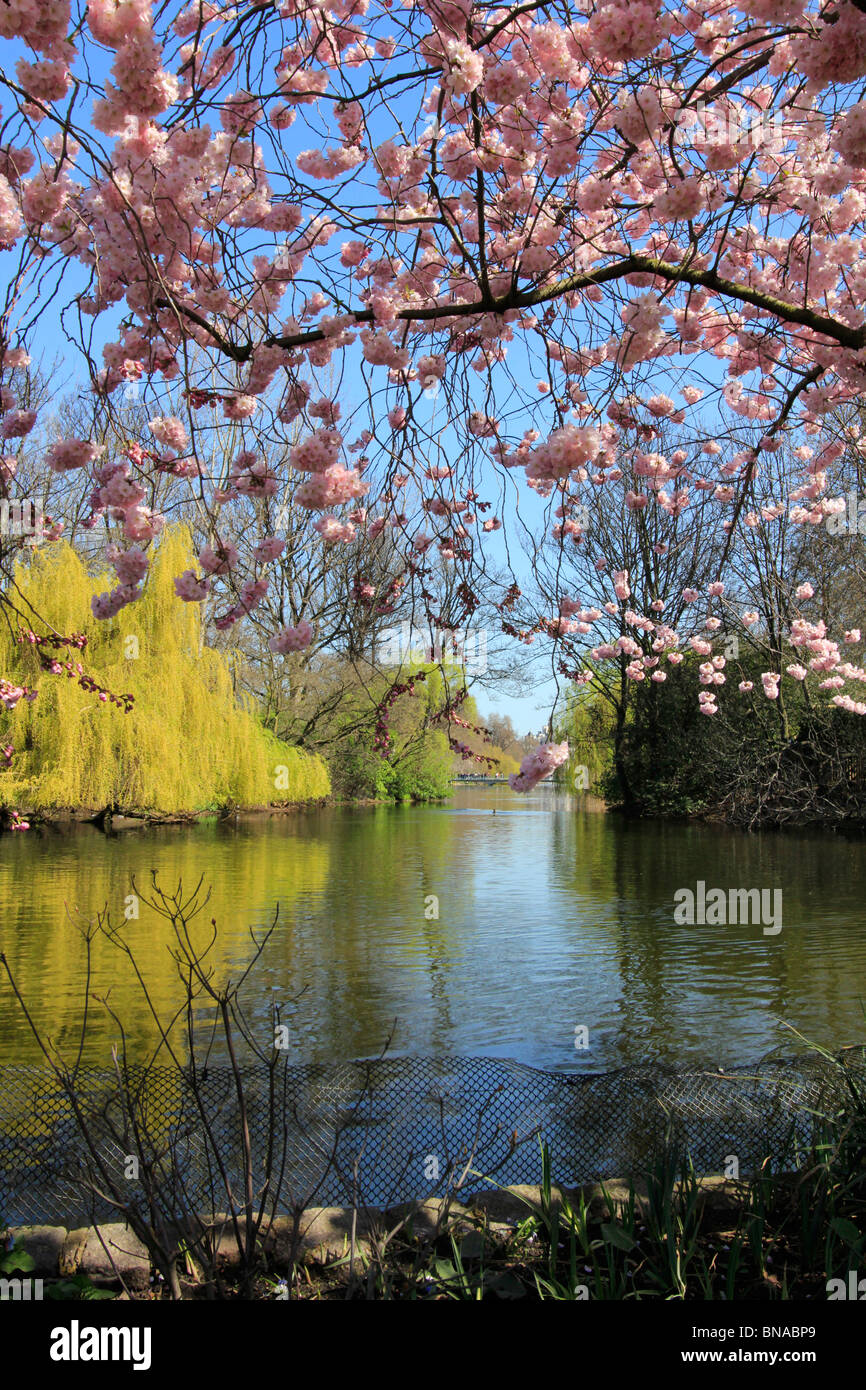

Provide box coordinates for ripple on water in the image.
[0,789,864,1070]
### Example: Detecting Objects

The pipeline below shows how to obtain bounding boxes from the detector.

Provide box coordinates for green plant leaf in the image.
[830,1217,863,1250]
[484,1270,526,1299]
[0,1248,35,1274]
[600,1222,635,1252]
[46,1275,116,1301]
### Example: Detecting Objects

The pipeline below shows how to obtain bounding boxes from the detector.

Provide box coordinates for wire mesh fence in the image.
[0,1051,862,1228]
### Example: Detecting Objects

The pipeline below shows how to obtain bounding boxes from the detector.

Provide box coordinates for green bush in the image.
[581,646,866,826]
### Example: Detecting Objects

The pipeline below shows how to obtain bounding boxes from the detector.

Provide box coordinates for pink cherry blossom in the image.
[2,410,36,439]
[199,540,239,575]
[46,439,103,472]
[174,570,210,602]
[761,673,781,700]
[91,584,141,620]
[509,741,570,794]
[269,620,314,654]
[108,543,148,586]
[149,416,189,453]
[612,569,630,601]
[253,537,286,563]
[313,515,356,544]
[223,395,258,422]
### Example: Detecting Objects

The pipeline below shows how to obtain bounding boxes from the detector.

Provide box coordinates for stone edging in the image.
[4,1176,747,1286]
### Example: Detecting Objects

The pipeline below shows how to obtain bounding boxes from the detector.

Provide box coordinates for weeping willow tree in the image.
[558,684,617,795]
[0,527,330,814]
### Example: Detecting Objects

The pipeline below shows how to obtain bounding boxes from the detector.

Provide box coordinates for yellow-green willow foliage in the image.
[0,528,330,812]
[559,686,617,794]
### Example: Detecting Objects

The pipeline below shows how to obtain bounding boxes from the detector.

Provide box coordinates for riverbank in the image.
[598,795,866,838]
[0,789,458,832]
[0,1176,752,1297]
[3,1160,860,1301]
[0,800,330,832]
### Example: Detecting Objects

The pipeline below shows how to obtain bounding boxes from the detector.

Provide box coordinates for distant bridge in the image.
[451,775,507,785]
[451,775,562,787]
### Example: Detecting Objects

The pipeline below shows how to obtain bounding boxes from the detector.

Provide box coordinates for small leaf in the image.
[484,1270,526,1299]
[459,1232,485,1261]
[46,1282,78,1300]
[600,1222,635,1252]
[830,1217,862,1250]
[0,1249,35,1274]
[46,1274,115,1301]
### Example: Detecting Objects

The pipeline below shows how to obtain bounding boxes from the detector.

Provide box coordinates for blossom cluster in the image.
[508,740,570,793]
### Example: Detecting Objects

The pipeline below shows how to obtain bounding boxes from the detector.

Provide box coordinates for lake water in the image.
[1,787,864,1073]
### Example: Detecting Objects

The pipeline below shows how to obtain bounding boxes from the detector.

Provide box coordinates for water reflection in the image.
[0,790,864,1071]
